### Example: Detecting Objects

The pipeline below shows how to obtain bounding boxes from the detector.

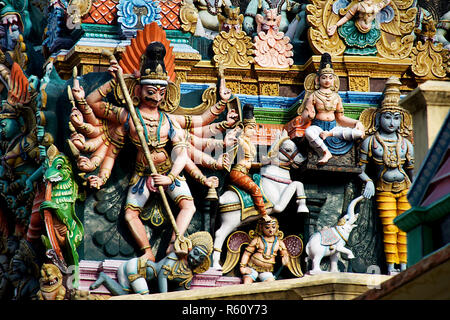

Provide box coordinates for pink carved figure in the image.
[253,8,293,69]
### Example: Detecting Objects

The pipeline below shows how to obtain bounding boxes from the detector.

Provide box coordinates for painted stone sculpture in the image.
[89,231,213,294]
[117,0,162,38]
[0,63,50,237]
[243,0,305,36]
[225,217,303,282]
[39,144,83,288]
[436,9,450,49]
[327,0,392,55]
[305,196,362,274]
[359,76,414,275]
[179,0,234,38]
[307,0,416,59]
[213,6,254,68]
[228,104,270,222]
[212,129,308,270]
[298,53,365,164]
[8,239,40,300]
[253,8,294,69]
[69,23,236,262]
[37,263,66,300]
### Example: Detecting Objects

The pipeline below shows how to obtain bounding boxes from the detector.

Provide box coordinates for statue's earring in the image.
[314,77,320,90]
[132,96,140,107]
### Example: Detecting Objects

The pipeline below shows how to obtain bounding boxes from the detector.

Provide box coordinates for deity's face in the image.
[379,111,401,134]
[139,84,167,108]
[319,73,334,89]
[187,245,208,269]
[262,221,278,237]
[243,123,256,138]
[0,118,21,141]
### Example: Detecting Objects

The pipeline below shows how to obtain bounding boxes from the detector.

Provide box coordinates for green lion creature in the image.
[40,144,83,289]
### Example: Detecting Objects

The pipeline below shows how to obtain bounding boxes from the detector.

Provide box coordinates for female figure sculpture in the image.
[327,0,392,55]
[299,53,365,164]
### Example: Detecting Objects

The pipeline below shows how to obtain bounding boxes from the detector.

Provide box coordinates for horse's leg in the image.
[294,181,309,213]
[272,183,298,213]
[272,181,308,213]
[212,210,242,270]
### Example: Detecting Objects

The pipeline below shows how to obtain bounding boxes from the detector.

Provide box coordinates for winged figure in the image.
[221,217,303,281]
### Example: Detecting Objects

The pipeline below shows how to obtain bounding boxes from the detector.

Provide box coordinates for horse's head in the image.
[267,130,305,169]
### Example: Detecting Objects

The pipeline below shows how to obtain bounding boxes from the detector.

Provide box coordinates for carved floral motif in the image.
[212,7,254,68]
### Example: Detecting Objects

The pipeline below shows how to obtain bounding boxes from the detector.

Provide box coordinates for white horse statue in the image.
[212,130,309,270]
[305,195,364,274]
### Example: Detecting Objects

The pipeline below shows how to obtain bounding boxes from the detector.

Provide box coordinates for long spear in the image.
[101,50,192,255]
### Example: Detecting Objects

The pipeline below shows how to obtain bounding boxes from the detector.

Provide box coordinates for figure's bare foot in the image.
[262,214,272,222]
[318,150,332,165]
[319,131,332,140]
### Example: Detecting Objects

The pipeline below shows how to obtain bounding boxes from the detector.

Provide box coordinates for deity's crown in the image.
[318,52,334,75]
[139,42,168,86]
[189,231,213,274]
[379,76,404,113]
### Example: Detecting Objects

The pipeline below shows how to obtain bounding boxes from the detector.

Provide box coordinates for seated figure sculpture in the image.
[239,217,290,283]
[228,104,271,222]
[298,53,365,164]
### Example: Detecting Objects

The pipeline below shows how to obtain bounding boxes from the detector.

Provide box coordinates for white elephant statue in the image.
[305,195,363,274]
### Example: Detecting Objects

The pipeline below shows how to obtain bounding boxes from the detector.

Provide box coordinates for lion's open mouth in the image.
[44,277,59,287]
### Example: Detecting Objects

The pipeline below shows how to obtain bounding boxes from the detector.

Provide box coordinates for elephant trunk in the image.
[346,195,364,220]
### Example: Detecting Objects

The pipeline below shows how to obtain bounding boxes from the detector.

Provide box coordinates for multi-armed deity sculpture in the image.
[0,0,442,301]
[68,25,239,263]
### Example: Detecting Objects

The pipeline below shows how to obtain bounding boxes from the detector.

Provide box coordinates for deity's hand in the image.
[355,122,366,138]
[261,155,271,165]
[151,173,173,186]
[240,266,252,275]
[205,176,219,188]
[224,128,239,148]
[217,153,230,170]
[108,60,121,79]
[70,132,86,150]
[327,25,337,37]
[7,181,21,193]
[225,109,239,127]
[77,155,96,172]
[219,78,232,102]
[70,108,84,127]
[87,175,105,189]
[24,179,34,194]
[362,180,375,199]
[71,86,85,101]
[281,253,290,266]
